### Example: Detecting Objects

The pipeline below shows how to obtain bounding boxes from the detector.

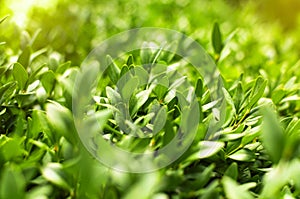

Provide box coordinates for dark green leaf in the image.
[126,54,134,66]
[13,62,28,90]
[224,162,238,180]
[212,22,223,55]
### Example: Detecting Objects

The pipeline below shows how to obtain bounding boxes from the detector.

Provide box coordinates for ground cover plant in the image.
[1,0,300,198]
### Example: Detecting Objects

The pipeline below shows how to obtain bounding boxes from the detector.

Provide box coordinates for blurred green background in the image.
[1,0,300,71]
[1,0,300,198]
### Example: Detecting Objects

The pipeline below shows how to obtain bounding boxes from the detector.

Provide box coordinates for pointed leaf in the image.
[198,141,224,159]
[13,63,28,90]
[212,22,223,54]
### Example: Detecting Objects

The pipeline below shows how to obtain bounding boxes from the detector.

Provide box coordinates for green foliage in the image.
[1,0,300,198]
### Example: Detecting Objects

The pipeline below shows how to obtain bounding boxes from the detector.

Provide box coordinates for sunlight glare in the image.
[8,0,56,27]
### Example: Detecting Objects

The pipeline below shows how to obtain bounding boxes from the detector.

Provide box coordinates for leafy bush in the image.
[1,0,300,198]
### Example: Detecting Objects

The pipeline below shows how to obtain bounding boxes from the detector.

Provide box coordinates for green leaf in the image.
[224,162,238,180]
[41,70,56,95]
[286,118,300,136]
[120,65,129,78]
[46,102,77,144]
[0,82,17,105]
[131,89,151,115]
[121,76,139,101]
[261,106,285,164]
[228,148,256,162]
[195,78,203,98]
[244,77,267,111]
[29,109,53,142]
[212,22,223,55]
[25,185,52,199]
[29,28,42,47]
[222,176,255,199]
[159,41,177,63]
[261,159,300,197]
[17,45,31,68]
[0,66,8,76]
[198,141,224,159]
[153,105,167,134]
[126,54,134,66]
[234,82,243,112]
[82,109,112,136]
[27,63,47,85]
[106,55,120,84]
[140,42,152,64]
[106,86,122,104]
[153,76,169,100]
[134,66,149,85]
[13,63,28,90]
[41,163,71,190]
[123,173,159,199]
[0,165,26,199]
[222,87,236,125]
[271,88,286,104]
[56,61,71,74]
[0,136,25,160]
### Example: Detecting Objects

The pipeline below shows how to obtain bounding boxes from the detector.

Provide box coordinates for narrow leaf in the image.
[261,106,285,164]
[212,22,223,54]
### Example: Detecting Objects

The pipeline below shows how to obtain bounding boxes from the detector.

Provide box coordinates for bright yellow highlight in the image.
[8,0,57,27]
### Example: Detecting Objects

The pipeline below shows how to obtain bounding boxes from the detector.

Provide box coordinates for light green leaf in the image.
[228,148,256,162]
[0,165,26,199]
[106,55,120,84]
[198,141,224,159]
[222,176,255,199]
[140,42,152,64]
[106,86,122,104]
[153,105,167,134]
[41,163,71,190]
[46,102,77,144]
[56,61,71,74]
[121,76,139,101]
